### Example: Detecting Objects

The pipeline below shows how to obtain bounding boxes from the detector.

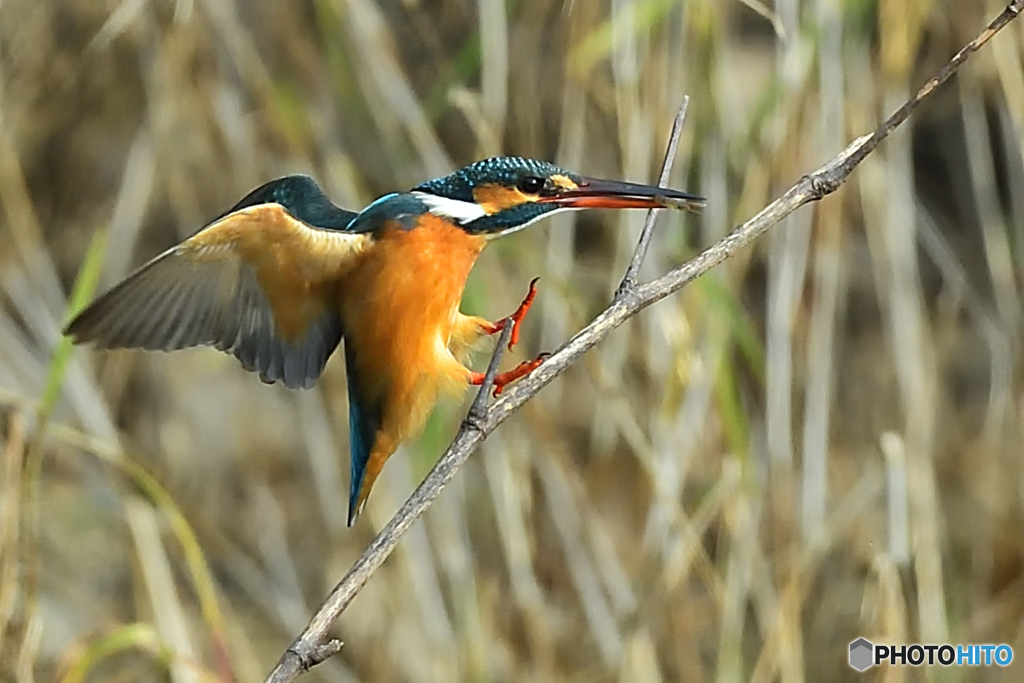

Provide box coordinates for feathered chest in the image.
[339,216,487,375]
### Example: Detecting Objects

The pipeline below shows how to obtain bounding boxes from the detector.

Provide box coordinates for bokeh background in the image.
[2,0,1023,681]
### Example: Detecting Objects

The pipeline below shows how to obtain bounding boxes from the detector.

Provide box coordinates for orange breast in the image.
[340,215,487,440]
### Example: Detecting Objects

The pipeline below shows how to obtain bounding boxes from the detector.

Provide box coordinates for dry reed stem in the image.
[265,2,1024,680]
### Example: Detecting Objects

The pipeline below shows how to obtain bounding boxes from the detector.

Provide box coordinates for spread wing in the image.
[65,201,370,389]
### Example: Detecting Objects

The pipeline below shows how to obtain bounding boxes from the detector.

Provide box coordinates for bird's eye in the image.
[517,176,546,194]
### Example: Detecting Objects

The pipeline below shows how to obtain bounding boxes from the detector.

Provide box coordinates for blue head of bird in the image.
[351,156,705,237]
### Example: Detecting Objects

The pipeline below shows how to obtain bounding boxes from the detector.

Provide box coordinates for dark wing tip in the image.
[63,312,87,342]
[62,289,137,348]
[59,250,204,352]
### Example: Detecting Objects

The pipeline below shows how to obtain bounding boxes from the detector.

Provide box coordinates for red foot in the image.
[470,353,550,397]
[482,277,540,351]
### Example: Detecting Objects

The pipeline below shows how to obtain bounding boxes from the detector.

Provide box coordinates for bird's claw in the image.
[485,277,540,351]
[507,277,540,350]
[490,352,550,397]
[472,279,546,397]
[468,352,549,398]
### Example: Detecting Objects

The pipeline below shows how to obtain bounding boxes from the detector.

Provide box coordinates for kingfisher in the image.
[65,156,704,524]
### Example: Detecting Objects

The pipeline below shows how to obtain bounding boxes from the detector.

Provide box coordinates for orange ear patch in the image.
[472,183,531,214]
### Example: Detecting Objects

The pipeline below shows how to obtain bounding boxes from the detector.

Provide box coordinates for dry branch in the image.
[266,2,1024,680]
[617,95,691,295]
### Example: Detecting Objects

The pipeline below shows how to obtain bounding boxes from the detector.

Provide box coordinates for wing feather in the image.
[66,203,369,389]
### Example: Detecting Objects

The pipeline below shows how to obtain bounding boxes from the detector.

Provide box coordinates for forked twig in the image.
[617,95,690,298]
[266,3,1024,679]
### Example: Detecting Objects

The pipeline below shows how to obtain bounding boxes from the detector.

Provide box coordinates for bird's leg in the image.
[481,277,540,351]
[471,277,546,396]
[470,353,550,397]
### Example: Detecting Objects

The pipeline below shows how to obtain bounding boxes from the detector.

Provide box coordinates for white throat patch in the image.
[411,191,488,224]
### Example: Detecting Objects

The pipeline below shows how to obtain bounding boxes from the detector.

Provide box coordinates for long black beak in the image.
[539,177,706,212]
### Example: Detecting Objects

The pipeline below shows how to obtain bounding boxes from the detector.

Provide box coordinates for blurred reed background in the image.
[1,0,1023,681]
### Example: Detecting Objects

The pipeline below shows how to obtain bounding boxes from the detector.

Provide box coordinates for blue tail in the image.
[344,341,381,525]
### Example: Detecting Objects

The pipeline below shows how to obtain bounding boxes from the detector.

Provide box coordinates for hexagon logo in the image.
[849,638,874,671]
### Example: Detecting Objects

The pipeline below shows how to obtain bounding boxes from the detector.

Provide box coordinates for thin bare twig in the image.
[466,321,514,425]
[617,95,690,298]
[265,3,1023,680]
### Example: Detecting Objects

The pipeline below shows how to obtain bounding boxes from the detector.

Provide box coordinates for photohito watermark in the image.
[849,638,1013,671]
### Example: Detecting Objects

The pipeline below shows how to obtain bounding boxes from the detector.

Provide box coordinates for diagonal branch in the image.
[266,323,513,682]
[265,2,1024,680]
